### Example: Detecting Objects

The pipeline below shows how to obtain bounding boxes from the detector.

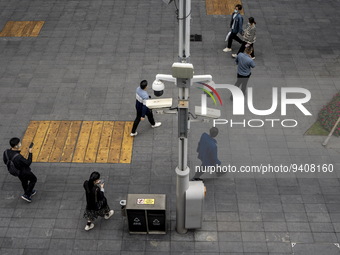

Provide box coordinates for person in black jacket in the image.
[3,137,37,203]
[83,171,114,231]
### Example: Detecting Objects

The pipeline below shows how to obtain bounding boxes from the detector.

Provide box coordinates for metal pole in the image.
[178,0,191,62]
[322,116,340,147]
[176,78,190,234]
[176,0,191,234]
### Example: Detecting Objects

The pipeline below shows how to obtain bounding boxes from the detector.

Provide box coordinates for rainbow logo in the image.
[196,82,223,106]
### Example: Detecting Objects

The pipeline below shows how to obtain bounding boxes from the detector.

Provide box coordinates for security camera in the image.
[152,79,165,97]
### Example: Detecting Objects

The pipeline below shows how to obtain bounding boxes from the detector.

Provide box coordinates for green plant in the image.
[318,92,340,136]
[305,121,329,136]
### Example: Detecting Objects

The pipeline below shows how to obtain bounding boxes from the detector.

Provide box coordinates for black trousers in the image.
[18,171,37,196]
[131,110,155,133]
[227,32,243,48]
[237,42,255,57]
[234,73,251,95]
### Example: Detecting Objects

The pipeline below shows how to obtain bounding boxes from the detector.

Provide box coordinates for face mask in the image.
[234,9,238,13]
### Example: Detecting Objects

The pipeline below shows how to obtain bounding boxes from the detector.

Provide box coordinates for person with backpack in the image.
[83,171,114,231]
[3,137,37,203]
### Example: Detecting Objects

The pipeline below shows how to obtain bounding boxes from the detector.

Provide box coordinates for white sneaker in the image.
[231,54,237,58]
[151,122,162,128]
[223,47,232,52]
[104,210,114,220]
[130,132,138,137]
[85,223,94,231]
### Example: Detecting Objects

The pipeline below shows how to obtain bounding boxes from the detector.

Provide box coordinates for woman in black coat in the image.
[83,171,114,231]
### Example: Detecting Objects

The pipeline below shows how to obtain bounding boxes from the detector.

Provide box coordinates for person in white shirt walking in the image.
[130,80,161,137]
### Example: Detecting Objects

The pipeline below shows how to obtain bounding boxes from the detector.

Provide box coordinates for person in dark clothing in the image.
[83,171,114,231]
[130,80,161,137]
[223,4,244,53]
[192,127,221,181]
[3,137,37,203]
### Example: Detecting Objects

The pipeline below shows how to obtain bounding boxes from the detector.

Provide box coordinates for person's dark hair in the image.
[245,46,253,55]
[235,4,242,10]
[140,80,148,90]
[10,137,20,148]
[88,171,100,190]
[209,127,219,138]
[249,17,256,24]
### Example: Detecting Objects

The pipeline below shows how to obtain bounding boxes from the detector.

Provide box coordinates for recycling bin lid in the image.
[126,194,166,210]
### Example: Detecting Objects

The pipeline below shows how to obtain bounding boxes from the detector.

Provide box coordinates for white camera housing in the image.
[146,98,173,109]
[172,62,194,79]
[152,80,165,97]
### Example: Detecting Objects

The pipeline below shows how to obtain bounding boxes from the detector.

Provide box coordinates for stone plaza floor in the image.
[0,0,340,254]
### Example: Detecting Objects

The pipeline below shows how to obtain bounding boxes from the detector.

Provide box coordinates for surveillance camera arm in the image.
[191,75,213,84]
[154,74,213,86]
[155,74,176,84]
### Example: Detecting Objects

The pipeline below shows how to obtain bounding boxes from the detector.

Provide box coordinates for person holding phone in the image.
[2,137,37,202]
[83,171,114,231]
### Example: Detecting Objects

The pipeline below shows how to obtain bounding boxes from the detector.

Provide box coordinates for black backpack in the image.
[4,150,20,176]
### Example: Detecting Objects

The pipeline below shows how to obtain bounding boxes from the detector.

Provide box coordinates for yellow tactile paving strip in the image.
[206,0,244,15]
[21,121,134,164]
[0,21,44,37]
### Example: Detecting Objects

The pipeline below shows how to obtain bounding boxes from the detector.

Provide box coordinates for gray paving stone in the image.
[240,222,264,232]
[217,222,241,232]
[310,223,335,233]
[267,242,292,253]
[218,242,243,253]
[263,222,288,232]
[290,232,314,243]
[243,242,268,253]
[292,243,340,255]
[312,232,338,243]
[241,231,266,242]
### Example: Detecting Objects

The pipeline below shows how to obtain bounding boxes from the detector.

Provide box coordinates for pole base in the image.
[175,166,190,234]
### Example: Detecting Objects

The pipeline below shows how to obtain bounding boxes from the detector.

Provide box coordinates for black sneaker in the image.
[30,190,37,198]
[21,194,32,203]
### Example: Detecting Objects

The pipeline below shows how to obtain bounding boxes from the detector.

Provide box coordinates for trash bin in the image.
[127,209,147,233]
[126,194,166,234]
[147,210,166,232]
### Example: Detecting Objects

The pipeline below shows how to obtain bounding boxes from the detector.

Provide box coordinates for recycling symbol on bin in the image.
[153,219,160,226]
[133,217,141,225]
